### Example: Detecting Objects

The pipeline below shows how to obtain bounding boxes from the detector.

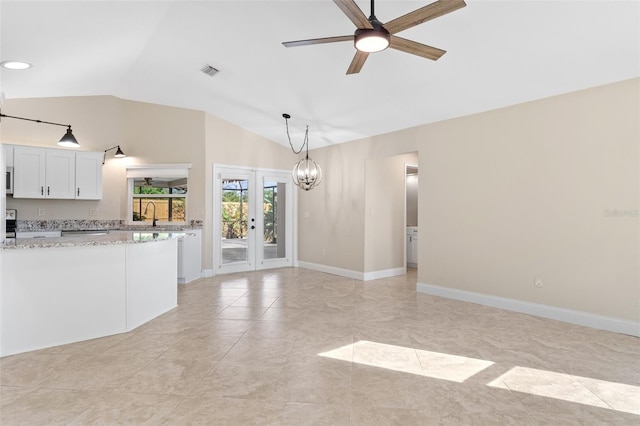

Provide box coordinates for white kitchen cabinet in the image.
[407,227,418,267]
[13,146,47,198]
[178,229,202,284]
[45,149,76,199]
[12,146,102,200]
[75,151,103,200]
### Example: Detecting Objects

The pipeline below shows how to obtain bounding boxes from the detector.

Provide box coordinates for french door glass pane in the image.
[221,179,249,264]
[263,180,286,260]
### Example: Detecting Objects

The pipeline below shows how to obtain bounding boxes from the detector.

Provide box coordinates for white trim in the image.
[298,262,406,282]
[416,282,640,337]
[298,261,365,281]
[404,162,418,270]
[126,165,191,179]
[126,164,191,225]
[202,269,214,278]
[212,164,295,274]
[363,267,406,281]
[212,163,290,175]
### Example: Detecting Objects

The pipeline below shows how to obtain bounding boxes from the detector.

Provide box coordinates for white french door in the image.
[213,165,294,274]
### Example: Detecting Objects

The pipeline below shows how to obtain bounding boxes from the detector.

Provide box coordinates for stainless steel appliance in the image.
[5,166,13,195]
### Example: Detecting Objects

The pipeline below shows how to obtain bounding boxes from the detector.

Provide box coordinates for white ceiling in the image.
[1,0,638,148]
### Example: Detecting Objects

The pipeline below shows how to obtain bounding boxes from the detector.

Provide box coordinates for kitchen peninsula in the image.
[0,231,193,357]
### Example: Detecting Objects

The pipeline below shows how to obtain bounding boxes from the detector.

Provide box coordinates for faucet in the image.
[143,201,157,227]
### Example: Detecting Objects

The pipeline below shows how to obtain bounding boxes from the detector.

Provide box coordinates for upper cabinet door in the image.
[75,152,103,200]
[13,146,46,198]
[45,149,76,199]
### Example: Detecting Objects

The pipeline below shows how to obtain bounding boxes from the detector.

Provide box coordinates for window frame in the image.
[126,164,191,226]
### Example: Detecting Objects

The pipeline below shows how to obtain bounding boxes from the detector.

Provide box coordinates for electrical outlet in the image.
[37,208,45,217]
[89,208,99,216]
[534,277,544,288]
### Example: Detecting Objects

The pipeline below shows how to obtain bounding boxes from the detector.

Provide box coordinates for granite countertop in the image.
[1,230,196,250]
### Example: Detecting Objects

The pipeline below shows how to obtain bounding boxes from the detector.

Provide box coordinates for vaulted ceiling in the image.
[1,1,638,148]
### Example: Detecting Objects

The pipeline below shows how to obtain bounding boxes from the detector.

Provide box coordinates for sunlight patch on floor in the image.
[319,340,494,383]
[320,341,640,416]
[488,366,640,415]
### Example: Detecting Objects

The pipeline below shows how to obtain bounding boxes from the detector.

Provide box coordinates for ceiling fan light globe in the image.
[355,28,390,53]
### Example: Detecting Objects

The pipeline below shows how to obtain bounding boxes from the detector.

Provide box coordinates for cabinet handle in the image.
[77,188,80,196]
[47,186,50,195]
[41,186,44,196]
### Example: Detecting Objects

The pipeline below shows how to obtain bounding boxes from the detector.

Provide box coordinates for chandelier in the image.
[283,113,322,191]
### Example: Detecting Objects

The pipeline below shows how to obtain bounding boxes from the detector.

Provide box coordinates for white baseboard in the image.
[178,272,204,284]
[417,282,640,337]
[202,269,214,278]
[363,267,406,281]
[298,262,406,282]
[298,261,364,280]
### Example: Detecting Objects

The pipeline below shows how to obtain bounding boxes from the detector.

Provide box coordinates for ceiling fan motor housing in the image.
[354,19,390,53]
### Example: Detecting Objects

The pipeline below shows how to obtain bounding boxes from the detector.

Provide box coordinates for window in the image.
[126,165,190,225]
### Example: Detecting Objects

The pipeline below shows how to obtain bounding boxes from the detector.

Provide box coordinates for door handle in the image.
[251,225,256,230]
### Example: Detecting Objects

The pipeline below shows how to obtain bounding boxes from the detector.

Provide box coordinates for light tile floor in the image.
[1,268,639,425]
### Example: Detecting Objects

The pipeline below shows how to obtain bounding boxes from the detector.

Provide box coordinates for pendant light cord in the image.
[283,114,308,155]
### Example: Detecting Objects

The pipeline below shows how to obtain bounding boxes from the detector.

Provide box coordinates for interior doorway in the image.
[213,165,294,274]
[406,164,419,269]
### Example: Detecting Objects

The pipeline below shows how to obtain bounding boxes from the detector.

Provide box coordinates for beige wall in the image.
[120,100,206,223]
[300,78,638,323]
[364,152,417,273]
[297,140,367,271]
[419,78,639,322]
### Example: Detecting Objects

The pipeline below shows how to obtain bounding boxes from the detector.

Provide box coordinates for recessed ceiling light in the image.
[1,61,32,70]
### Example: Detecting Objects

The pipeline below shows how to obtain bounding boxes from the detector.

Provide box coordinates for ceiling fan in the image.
[283,0,466,74]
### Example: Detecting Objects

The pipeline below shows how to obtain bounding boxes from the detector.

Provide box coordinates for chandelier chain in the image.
[284,116,308,155]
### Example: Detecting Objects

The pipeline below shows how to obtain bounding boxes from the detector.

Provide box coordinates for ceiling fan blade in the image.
[333,0,373,29]
[283,35,353,48]
[347,50,369,74]
[384,0,466,34]
[389,36,446,60]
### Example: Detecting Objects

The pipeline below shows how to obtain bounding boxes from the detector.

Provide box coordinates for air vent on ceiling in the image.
[200,65,219,77]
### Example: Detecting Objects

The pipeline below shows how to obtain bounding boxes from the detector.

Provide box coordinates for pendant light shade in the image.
[293,154,323,191]
[114,146,126,157]
[57,126,80,148]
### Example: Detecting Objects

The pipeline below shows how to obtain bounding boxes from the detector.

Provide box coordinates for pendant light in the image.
[58,126,80,147]
[0,110,80,147]
[103,145,126,164]
[283,113,322,191]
